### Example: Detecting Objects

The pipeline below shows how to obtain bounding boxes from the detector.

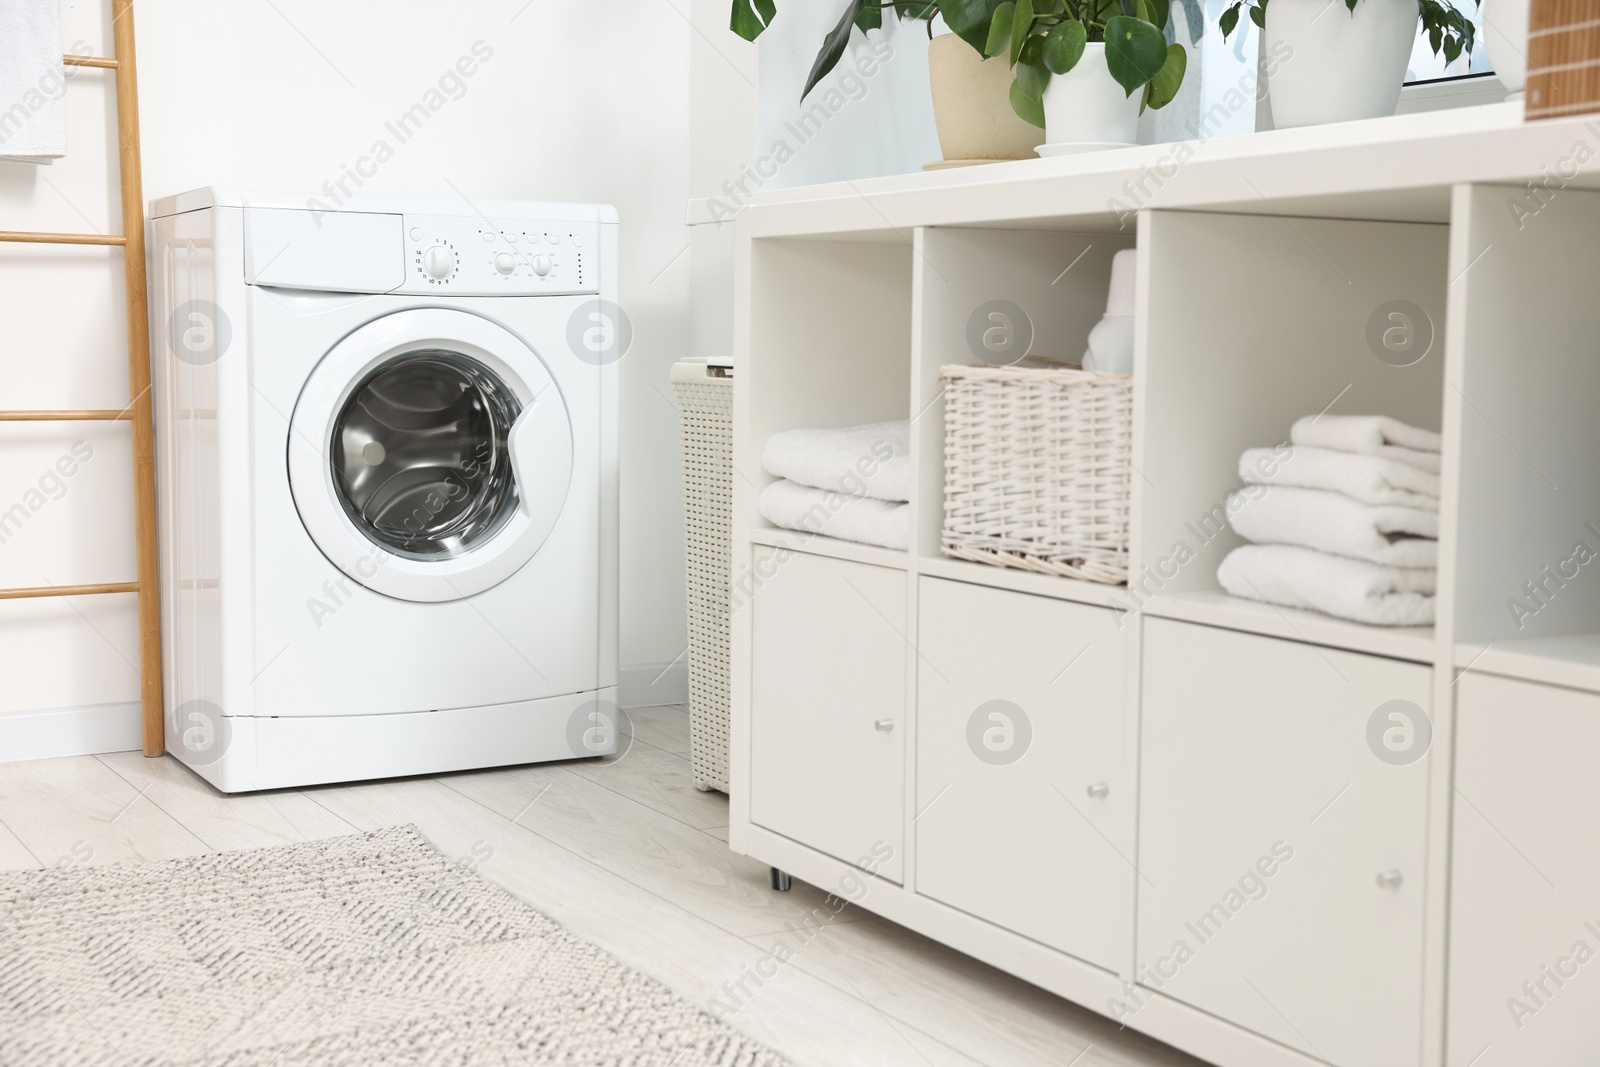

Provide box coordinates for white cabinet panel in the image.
[915,577,1132,971]
[1138,619,1431,1067]
[749,549,906,882]
[1450,673,1600,1067]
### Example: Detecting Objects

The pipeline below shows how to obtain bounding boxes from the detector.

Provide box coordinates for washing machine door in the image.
[288,307,573,603]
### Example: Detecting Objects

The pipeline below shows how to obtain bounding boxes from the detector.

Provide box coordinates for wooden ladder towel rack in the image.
[1,0,162,756]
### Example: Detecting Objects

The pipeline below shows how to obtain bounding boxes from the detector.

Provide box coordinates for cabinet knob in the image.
[874,718,896,732]
[1376,869,1404,890]
[1086,782,1110,798]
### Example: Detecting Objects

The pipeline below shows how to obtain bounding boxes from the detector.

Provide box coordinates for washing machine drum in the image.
[289,308,573,603]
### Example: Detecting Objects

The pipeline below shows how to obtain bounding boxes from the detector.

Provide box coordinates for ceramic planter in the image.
[1484,0,1530,98]
[1040,43,1142,152]
[1264,0,1421,128]
[926,33,1039,163]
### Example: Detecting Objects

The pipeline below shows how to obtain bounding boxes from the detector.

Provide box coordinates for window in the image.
[1406,5,1494,84]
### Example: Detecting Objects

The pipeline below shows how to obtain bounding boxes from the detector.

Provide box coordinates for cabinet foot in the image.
[769,867,793,892]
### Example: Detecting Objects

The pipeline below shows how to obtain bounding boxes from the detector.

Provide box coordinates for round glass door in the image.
[288,307,574,604]
[331,351,520,560]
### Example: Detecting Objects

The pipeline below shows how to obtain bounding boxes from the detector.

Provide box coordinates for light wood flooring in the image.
[0,704,1208,1067]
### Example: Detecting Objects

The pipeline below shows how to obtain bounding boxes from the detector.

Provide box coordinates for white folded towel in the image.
[1218,544,1435,627]
[1240,445,1439,510]
[1227,485,1438,568]
[759,479,909,550]
[0,0,67,164]
[1290,415,1441,474]
[762,420,910,503]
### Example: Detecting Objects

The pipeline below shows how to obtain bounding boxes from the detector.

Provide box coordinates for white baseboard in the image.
[620,659,689,708]
[0,672,692,765]
[0,701,142,764]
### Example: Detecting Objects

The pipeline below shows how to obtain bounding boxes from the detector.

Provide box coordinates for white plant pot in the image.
[1041,43,1142,151]
[1484,0,1530,98]
[1264,0,1420,128]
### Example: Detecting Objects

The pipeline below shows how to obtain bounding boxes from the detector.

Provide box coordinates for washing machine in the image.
[147,188,619,792]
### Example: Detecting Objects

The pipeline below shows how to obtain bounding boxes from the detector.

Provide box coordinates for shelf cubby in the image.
[739,236,914,542]
[1134,208,1448,655]
[908,225,1136,567]
[1445,183,1600,692]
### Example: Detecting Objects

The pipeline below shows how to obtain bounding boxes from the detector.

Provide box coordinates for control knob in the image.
[422,245,455,280]
[494,252,517,276]
[532,253,554,277]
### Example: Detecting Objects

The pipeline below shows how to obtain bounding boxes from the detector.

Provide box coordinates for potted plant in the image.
[1482,0,1527,99]
[730,1,1041,163]
[1220,0,1480,128]
[981,0,1189,152]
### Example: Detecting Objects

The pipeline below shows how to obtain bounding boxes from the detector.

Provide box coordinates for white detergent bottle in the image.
[1083,247,1137,374]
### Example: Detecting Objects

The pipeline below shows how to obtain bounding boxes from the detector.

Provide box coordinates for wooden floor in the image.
[0,705,1207,1067]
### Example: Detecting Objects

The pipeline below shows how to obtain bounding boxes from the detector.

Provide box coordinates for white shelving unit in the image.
[730,103,1600,1067]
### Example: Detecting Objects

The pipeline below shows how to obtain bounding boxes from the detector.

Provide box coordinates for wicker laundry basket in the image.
[940,362,1132,584]
[670,359,733,793]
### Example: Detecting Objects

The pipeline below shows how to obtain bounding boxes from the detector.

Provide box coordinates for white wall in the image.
[0,0,694,759]
[753,11,938,191]
[689,0,757,366]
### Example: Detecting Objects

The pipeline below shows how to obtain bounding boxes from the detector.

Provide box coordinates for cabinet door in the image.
[749,549,906,882]
[1138,619,1431,1067]
[1450,673,1600,1067]
[916,577,1132,971]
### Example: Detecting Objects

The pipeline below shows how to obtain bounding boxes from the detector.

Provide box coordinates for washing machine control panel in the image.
[397,214,601,297]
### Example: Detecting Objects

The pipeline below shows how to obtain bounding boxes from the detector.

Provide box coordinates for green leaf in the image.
[1249,4,1264,28]
[855,3,883,32]
[1103,14,1167,97]
[1143,42,1186,110]
[801,0,865,101]
[1042,18,1087,74]
[1133,0,1169,28]
[1010,77,1047,127]
[942,0,1000,53]
[1010,0,1035,67]
[1016,37,1051,97]
[985,1,1016,57]
[729,0,776,41]
[1219,4,1239,38]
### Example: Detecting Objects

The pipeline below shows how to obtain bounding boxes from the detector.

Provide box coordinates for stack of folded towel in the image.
[1217,415,1441,627]
[758,421,910,550]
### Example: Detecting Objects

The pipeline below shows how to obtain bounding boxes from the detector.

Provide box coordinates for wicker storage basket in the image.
[670,359,733,793]
[940,362,1132,584]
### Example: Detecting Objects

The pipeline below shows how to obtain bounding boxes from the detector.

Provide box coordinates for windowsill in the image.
[1395,74,1511,115]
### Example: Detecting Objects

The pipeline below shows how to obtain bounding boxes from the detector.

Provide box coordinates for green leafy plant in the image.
[983,0,1188,128]
[730,1,1007,101]
[1220,0,1481,66]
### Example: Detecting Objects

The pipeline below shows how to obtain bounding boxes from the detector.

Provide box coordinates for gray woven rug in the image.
[0,825,786,1066]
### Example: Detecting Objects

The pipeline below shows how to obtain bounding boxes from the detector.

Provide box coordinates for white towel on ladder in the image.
[0,0,67,164]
